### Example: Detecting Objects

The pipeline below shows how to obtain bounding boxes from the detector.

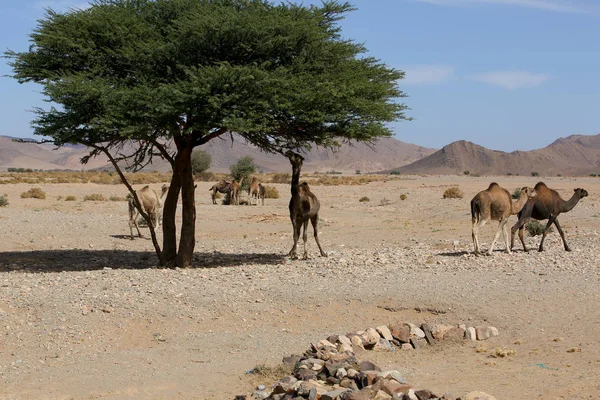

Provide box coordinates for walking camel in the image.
[209,180,232,204]
[285,150,327,259]
[471,183,535,255]
[248,177,260,206]
[128,184,168,240]
[230,176,244,205]
[258,183,265,206]
[511,182,588,252]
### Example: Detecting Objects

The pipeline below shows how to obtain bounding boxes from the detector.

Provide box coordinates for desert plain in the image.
[1,174,599,399]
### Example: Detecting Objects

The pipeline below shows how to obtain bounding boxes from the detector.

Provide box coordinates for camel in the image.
[511,182,588,252]
[231,176,244,205]
[248,177,260,206]
[258,183,265,206]
[286,150,327,259]
[209,180,232,204]
[128,184,168,240]
[471,183,535,255]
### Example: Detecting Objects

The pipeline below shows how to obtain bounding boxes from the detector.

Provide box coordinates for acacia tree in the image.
[6,0,409,267]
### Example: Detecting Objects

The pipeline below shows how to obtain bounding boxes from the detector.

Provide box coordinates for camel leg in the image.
[553,218,571,252]
[538,217,556,252]
[311,215,327,257]
[502,220,511,254]
[301,219,309,260]
[487,219,505,256]
[472,219,487,255]
[287,220,300,259]
[130,211,143,239]
[510,217,528,252]
[212,190,216,205]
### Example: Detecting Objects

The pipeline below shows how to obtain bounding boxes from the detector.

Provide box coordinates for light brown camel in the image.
[209,180,231,205]
[511,182,588,252]
[258,183,265,206]
[248,177,260,206]
[128,184,168,240]
[471,183,535,255]
[231,176,244,206]
[286,150,327,259]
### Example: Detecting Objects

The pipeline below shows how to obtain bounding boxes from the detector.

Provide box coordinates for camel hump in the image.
[534,182,547,190]
[487,182,500,189]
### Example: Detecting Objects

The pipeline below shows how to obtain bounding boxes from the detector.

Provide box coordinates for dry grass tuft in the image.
[84,193,106,201]
[0,194,8,207]
[263,185,279,199]
[21,187,46,199]
[359,196,370,202]
[109,195,128,201]
[269,173,291,184]
[65,195,77,201]
[400,194,407,200]
[443,187,463,199]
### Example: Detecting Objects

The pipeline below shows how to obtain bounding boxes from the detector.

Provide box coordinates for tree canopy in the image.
[6,0,410,267]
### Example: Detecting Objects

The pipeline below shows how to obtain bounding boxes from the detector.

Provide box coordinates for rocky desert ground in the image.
[1,175,599,399]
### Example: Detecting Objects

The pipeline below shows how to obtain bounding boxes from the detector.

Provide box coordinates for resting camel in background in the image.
[511,182,588,252]
[286,150,327,259]
[128,184,168,240]
[471,183,535,255]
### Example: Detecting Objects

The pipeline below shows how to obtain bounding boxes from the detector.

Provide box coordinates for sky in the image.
[1,0,599,152]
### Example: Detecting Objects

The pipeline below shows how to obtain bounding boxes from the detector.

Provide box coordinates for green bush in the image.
[531,171,539,177]
[191,150,212,174]
[443,187,463,199]
[390,171,401,175]
[0,194,8,207]
[230,156,256,191]
[463,170,470,175]
[355,170,361,175]
[526,220,552,236]
[400,194,407,200]
[512,187,521,199]
[21,187,46,199]
[359,196,370,202]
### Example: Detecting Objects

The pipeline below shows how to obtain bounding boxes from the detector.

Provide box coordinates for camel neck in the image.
[560,193,581,213]
[290,163,301,195]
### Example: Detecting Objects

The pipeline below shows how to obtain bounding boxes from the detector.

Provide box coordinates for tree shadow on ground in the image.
[438,250,471,257]
[0,249,286,273]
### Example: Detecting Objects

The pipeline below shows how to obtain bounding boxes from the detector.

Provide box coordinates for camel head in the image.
[285,150,304,166]
[520,186,536,198]
[574,188,588,199]
[299,182,311,193]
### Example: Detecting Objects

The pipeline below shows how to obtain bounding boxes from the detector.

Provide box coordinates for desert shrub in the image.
[526,220,551,236]
[512,187,521,199]
[57,195,63,200]
[195,171,215,181]
[590,174,597,177]
[443,187,463,199]
[390,170,401,175]
[0,194,8,207]
[263,185,279,199]
[230,156,256,191]
[359,196,370,202]
[531,171,539,177]
[463,170,470,175]
[270,173,290,184]
[355,170,361,175]
[84,193,106,201]
[21,187,46,199]
[65,195,76,201]
[400,193,407,200]
[109,195,127,201]
[506,172,513,176]
[191,150,212,174]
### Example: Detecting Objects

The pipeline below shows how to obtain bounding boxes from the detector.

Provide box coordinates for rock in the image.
[401,343,413,351]
[335,367,348,379]
[283,355,302,367]
[475,326,499,341]
[373,338,393,352]
[295,368,317,381]
[348,388,374,400]
[443,327,465,341]
[351,335,365,350]
[405,323,425,339]
[338,343,353,353]
[381,380,412,396]
[362,328,381,346]
[359,360,381,372]
[465,327,476,341]
[357,371,379,388]
[376,325,394,341]
[321,389,351,400]
[373,390,393,400]
[421,324,436,345]
[409,337,420,349]
[297,382,317,396]
[403,389,419,400]
[318,339,337,349]
[347,368,359,379]
[251,390,269,399]
[415,389,434,400]
[431,325,453,340]
[462,391,497,400]
[378,370,406,384]
[390,324,410,343]
[340,377,359,390]
[338,335,353,347]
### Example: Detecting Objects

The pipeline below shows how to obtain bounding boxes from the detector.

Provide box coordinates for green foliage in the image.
[443,187,463,199]
[191,150,212,175]
[84,193,106,201]
[512,187,521,199]
[390,171,401,175]
[400,193,407,200]
[359,196,370,202]
[355,170,361,175]
[526,220,552,236]
[463,170,470,175]
[531,172,540,177]
[0,194,8,207]
[590,174,597,177]
[21,188,46,199]
[230,156,256,190]
[506,172,513,176]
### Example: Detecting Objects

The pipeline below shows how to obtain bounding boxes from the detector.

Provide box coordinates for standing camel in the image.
[286,150,327,259]
[511,182,588,252]
[230,176,244,205]
[471,183,535,255]
[258,183,265,206]
[128,184,168,240]
[209,180,231,204]
[248,177,260,206]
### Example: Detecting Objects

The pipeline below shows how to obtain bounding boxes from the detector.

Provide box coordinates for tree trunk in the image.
[175,138,196,268]
[161,173,181,266]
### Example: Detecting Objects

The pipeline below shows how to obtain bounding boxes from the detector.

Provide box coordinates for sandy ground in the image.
[1,175,600,400]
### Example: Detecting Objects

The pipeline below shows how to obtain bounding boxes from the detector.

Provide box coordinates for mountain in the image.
[387,134,600,176]
[0,134,435,173]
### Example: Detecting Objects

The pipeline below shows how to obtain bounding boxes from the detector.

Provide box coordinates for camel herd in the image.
[471,182,588,255]
[125,160,589,259]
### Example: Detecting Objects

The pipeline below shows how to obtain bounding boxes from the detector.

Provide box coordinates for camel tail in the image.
[471,198,480,223]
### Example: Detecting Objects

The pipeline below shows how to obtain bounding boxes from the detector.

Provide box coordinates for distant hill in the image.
[0,134,435,173]
[387,134,600,176]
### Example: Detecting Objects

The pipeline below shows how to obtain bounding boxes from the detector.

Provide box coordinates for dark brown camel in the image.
[286,150,327,259]
[511,182,588,252]
[209,180,232,204]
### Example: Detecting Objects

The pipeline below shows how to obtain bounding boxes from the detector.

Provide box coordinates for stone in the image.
[338,335,353,347]
[403,389,419,400]
[338,343,353,353]
[409,337,420,349]
[251,390,269,399]
[357,371,379,388]
[431,325,453,340]
[321,389,351,400]
[401,343,413,351]
[362,328,381,346]
[443,327,465,341]
[373,390,393,400]
[335,367,348,379]
[475,326,498,341]
[295,368,317,381]
[462,391,497,400]
[378,370,406,384]
[347,388,375,400]
[373,338,393,352]
[326,376,340,385]
[465,327,476,341]
[340,377,359,390]
[283,355,302,367]
[415,389,434,400]
[359,360,381,372]
[421,324,436,345]
[351,335,365,350]
[347,368,359,379]
[390,324,410,343]
[381,380,412,396]
[297,382,317,397]
[376,325,394,341]
[405,323,425,339]
[318,339,337,349]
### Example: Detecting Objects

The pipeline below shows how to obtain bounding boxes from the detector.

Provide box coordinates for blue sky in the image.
[1,0,599,151]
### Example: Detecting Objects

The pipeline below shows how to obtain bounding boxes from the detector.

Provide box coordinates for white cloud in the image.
[414,0,592,14]
[401,64,455,85]
[472,70,551,89]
